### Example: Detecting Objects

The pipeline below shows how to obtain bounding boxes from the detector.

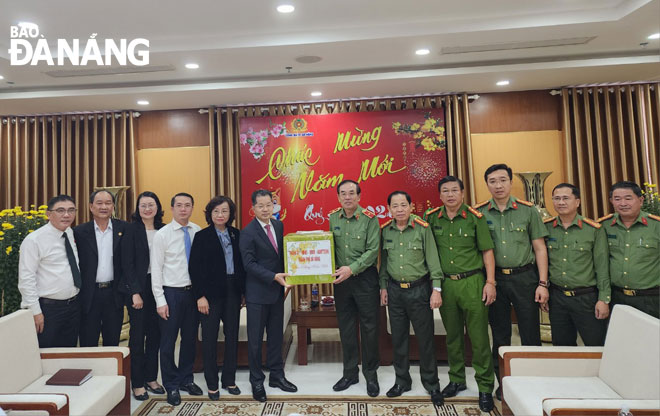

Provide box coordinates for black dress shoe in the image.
[333,376,359,392]
[366,380,380,397]
[386,384,411,398]
[441,381,467,398]
[222,385,241,395]
[479,392,495,412]
[166,390,181,406]
[430,389,444,407]
[180,382,203,396]
[269,377,298,392]
[145,383,166,395]
[252,384,267,402]
[495,386,502,401]
[132,390,149,401]
[208,390,220,401]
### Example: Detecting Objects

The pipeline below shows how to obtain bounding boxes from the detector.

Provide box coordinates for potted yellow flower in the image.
[642,183,660,216]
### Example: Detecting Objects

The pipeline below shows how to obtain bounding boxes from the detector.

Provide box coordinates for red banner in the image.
[239,109,447,231]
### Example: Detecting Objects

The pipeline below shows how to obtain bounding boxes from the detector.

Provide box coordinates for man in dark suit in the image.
[239,189,297,402]
[74,189,127,347]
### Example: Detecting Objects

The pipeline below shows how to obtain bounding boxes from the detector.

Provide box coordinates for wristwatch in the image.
[433,287,442,292]
[538,280,550,288]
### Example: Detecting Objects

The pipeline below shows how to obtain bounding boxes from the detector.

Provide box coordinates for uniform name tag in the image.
[386,239,393,243]
[548,237,557,241]
[486,220,493,224]
[607,234,617,239]
[334,226,340,230]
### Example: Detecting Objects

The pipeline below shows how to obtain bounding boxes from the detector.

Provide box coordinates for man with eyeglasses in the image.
[151,192,202,406]
[18,195,82,347]
[74,189,127,347]
[546,183,610,346]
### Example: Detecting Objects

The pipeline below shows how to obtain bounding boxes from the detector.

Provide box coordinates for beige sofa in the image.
[499,304,660,416]
[0,310,130,416]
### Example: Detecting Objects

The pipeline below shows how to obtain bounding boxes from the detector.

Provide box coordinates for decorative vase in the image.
[515,171,553,343]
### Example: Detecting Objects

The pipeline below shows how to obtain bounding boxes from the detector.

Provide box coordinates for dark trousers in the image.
[489,268,541,383]
[79,286,124,347]
[549,289,606,346]
[199,280,242,390]
[38,296,81,348]
[611,291,659,319]
[387,282,439,393]
[246,294,284,386]
[159,286,197,392]
[334,266,380,382]
[127,277,161,389]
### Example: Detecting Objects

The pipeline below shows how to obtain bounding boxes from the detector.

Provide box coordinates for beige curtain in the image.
[562,83,660,219]
[209,94,475,227]
[0,112,137,223]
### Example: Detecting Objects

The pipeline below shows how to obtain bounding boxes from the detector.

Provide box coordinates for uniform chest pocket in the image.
[382,240,395,251]
[509,222,529,245]
[571,239,594,252]
[433,226,444,236]
[639,237,659,250]
[351,232,367,250]
[509,222,528,233]
[455,228,476,246]
[546,239,558,250]
[607,236,622,252]
[408,238,425,261]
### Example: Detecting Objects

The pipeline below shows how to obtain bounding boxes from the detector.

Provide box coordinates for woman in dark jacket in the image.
[189,195,245,400]
[121,191,166,400]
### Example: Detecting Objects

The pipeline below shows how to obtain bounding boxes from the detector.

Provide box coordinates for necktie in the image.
[265,224,278,254]
[182,226,191,263]
[62,232,82,288]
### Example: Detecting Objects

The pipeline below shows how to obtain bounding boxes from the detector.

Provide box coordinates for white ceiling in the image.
[0,0,658,114]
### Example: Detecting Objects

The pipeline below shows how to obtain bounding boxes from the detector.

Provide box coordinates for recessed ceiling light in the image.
[648,33,660,40]
[415,48,430,56]
[185,63,199,69]
[310,91,322,97]
[277,4,295,13]
[137,100,150,105]
[496,80,510,86]
[0,75,4,80]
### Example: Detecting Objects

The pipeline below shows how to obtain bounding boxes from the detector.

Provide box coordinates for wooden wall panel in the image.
[136,109,209,149]
[469,90,561,133]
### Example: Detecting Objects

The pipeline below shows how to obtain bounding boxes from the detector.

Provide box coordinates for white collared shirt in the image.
[256,217,278,251]
[18,222,80,315]
[94,219,114,283]
[151,219,200,307]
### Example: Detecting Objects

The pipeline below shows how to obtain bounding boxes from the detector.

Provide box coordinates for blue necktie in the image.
[183,226,191,263]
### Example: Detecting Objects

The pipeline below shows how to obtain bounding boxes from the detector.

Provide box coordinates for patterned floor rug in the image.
[133,395,501,416]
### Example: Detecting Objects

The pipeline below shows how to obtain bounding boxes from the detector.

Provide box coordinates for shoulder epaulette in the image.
[648,214,660,222]
[425,207,440,216]
[362,208,375,219]
[328,207,342,215]
[516,198,534,207]
[467,206,483,218]
[582,218,601,229]
[543,216,556,224]
[473,200,489,209]
[597,213,614,223]
[413,217,429,228]
[380,219,392,229]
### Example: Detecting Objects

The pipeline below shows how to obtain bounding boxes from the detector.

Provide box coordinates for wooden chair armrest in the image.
[500,350,603,378]
[0,393,70,416]
[542,398,660,415]
[40,350,127,375]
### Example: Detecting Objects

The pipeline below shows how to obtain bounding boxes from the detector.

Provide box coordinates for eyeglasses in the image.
[211,209,230,216]
[49,208,77,215]
[139,203,156,209]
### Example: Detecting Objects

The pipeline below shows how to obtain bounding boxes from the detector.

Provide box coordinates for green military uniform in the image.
[545,215,610,346]
[424,204,495,393]
[599,211,660,318]
[475,196,548,382]
[329,205,380,382]
[379,215,442,393]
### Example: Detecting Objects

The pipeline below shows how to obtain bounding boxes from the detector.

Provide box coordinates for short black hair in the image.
[387,190,411,205]
[610,181,642,198]
[337,179,361,195]
[204,195,236,226]
[131,191,165,229]
[47,194,75,210]
[438,175,464,192]
[171,192,194,207]
[89,189,115,204]
[251,189,273,205]
[553,183,580,199]
[484,163,513,182]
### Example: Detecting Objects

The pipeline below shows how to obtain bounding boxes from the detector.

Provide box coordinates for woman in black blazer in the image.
[121,191,166,400]
[189,195,245,400]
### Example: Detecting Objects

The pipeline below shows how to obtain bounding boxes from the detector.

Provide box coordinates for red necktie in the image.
[265,224,278,253]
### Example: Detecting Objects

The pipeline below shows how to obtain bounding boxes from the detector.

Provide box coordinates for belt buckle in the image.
[449,274,460,280]
[563,290,575,297]
[623,288,636,296]
[399,282,410,289]
[501,268,512,275]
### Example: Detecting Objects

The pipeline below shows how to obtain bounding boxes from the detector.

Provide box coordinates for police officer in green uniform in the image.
[328,180,381,396]
[379,190,444,407]
[475,163,549,401]
[424,176,496,413]
[545,183,611,346]
[600,181,660,318]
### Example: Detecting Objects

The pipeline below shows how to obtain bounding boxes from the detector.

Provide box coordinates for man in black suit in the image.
[74,189,127,347]
[239,189,297,402]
